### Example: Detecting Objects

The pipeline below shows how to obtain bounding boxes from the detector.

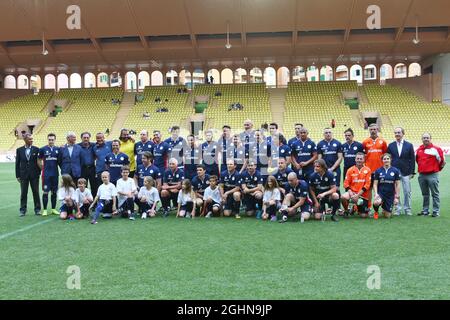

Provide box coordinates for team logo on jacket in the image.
[333,144,337,147]
[308,145,311,149]
[150,170,153,174]
[120,157,124,161]
[353,146,358,150]
[390,172,395,176]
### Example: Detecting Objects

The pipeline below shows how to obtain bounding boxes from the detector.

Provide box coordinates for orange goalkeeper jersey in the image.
[344,165,372,199]
[362,137,387,172]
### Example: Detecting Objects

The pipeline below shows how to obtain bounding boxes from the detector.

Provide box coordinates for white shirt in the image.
[97,183,118,200]
[116,178,137,206]
[177,191,194,206]
[263,188,281,202]
[203,186,221,204]
[138,187,160,205]
[396,139,404,156]
[57,187,76,203]
[74,188,93,207]
[67,144,74,157]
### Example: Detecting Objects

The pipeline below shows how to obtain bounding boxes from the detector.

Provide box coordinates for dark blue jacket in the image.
[387,140,415,176]
[59,143,82,178]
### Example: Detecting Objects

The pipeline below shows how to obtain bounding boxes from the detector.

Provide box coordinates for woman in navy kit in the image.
[373,153,401,218]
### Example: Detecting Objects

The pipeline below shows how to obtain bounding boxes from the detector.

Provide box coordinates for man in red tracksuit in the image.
[416,133,446,217]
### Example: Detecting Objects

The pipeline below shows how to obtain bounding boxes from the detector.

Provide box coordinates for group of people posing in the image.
[15,120,446,224]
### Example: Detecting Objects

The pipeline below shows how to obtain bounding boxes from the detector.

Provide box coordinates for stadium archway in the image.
[138,71,150,90]
[110,72,121,87]
[250,67,263,83]
[192,69,205,84]
[234,68,247,84]
[30,75,42,90]
[364,65,377,81]
[97,72,109,87]
[84,73,96,88]
[125,71,137,91]
[277,67,290,86]
[335,65,349,81]
[221,68,233,84]
[207,69,220,84]
[380,64,393,81]
[408,63,421,77]
[394,63,407,78]
[44,74,56,90]
[179,70,191,86]
[292,66,306,82]
[69,73,82,88]
[350,65,363,83]
[57,74,69,90]
[165,70,178,85]
[264,67,276,86]
[4,75,16,89]
[17,75,29,89]
[320,66,333,81]
[151,71,163,86]
[307,66,319,82]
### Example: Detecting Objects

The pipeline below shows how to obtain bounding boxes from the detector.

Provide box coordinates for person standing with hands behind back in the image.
[16,133,41,216]
[416,133,446,217]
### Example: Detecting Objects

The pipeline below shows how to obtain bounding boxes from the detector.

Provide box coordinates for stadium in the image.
[0,0,449,301]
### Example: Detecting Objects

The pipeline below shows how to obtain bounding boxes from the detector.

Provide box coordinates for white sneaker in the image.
[205,212,212,218]
[394,212,401,216]
[406,212,413,216]
[185,213,191,219]
[141,212,147,219]
[300,215,305,223]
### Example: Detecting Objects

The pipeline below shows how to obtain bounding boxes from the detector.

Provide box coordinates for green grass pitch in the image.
[0,159,449,300]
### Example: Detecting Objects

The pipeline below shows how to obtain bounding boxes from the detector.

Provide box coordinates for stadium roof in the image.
[1,0,450,74]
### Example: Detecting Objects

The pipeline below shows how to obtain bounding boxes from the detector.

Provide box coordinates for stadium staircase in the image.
[0,91,54,151]
[192,83,272,134]
[123,85,191,137]
[109,92,136,138]
[267,88,287,132]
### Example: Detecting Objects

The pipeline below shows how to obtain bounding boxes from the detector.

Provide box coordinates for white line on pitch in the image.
[0,218,56,241]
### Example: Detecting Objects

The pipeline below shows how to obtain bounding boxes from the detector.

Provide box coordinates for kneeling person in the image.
[202,175,222,218]
[279,172,311,223]
[220,159,243,219]
[309,159,339,222]
[191,165,210,215]
[161,158,185,217]
[176,179,196,218]
[58,174,77,220]
[241,161,264,217]
[75,178,93,219]
[373,153,400,218]
[138,177,160,219]
[116,166,138,220]
[89,171,118,224]
[341,152,371,218]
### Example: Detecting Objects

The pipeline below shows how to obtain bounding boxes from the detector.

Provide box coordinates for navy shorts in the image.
[180,202,194,212]
[224,193,235,211]
[243,194,258,211]
[60,203,74,214]
[379,192,394,212]
[43,175,58,193]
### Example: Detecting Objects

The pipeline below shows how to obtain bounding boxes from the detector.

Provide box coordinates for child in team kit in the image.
[176,179,196,218]
[202,175,222,218]
[138,176,161,219]
[262,176,282,222]
[89,171,118,224]
[74,178,93,219]
[116,166,138,220]
[57,174,77,220]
